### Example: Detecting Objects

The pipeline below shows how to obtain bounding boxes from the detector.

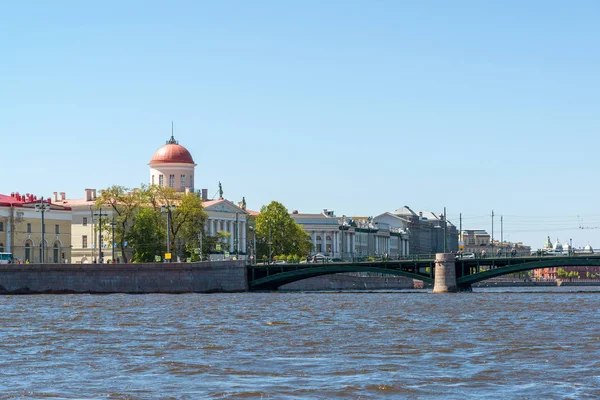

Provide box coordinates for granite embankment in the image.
[0,261,247,294]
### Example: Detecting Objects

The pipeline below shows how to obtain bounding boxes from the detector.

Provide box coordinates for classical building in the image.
[149,133,196,192]
[60,189,117,264]
[0,192,72,263]
[202,198,249,259]
[290,209,410,259]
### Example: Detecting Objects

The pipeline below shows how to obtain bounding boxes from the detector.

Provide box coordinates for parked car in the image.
[460,252,476,259]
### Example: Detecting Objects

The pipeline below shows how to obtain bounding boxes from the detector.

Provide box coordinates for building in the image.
[391,206,458,255]
[0,192,72,263]
[60,189,117,264]
[149,133,196,192]
[290,209,410,259]
[202,197,249,259]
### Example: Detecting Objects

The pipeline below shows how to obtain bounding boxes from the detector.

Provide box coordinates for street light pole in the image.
[235,212,239,260]
[93,209,108,264]
[35,197,50,263]
[110,216,116,263]
[161,204,176,262]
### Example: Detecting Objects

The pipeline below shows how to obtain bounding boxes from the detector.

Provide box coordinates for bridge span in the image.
[247,254,600,291]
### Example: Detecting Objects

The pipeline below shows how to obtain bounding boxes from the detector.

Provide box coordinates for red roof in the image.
[0,193,71,210]
[150,143,195,165]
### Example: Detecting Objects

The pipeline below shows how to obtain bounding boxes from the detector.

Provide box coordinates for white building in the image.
[202,198,249,259]
[149,134,196,192]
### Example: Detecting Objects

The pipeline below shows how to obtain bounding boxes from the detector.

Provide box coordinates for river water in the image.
[1,288,599,399]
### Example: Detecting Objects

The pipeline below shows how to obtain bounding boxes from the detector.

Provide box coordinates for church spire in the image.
[167,121,178,144]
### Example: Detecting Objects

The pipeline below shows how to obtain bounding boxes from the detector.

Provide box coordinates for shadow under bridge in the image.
[248,260,434,291]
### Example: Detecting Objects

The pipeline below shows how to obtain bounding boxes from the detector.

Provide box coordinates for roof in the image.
[149,136,195,165]
[0,193,71,210]
[393,205,418,216]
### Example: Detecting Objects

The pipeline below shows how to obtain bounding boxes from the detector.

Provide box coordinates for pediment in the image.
[204,200,248,214]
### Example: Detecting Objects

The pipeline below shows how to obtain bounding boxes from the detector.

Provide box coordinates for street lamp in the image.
[93,209,108,263]
[161,204,176,262]
[35,198,50,263]
[248,226,257,265]
[110,216,116,263]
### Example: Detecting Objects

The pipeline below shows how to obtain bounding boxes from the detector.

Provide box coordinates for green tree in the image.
[96,185,142,263]
[153,186,207,261]
[130,207,165,262]
[557,268,568,278]
[255,201,312,260]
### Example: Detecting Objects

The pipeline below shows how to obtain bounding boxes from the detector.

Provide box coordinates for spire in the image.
[167,121,178,144]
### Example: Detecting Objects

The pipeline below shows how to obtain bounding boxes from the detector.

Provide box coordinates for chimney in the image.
[201,188,208,201]
[53,192,58,202]
[85,189,92,202]
[419,212,423,217]
[60,192,66,201]
[92,189,97,199]
[185,187,190,195]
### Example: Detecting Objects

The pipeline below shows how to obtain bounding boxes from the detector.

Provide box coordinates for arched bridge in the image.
[247,254,600,291]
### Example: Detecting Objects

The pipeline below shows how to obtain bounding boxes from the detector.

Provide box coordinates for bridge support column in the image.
[433,253,457,293]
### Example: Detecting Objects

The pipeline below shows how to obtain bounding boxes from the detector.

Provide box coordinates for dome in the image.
[553,239,563,251]
[150,136,195,165]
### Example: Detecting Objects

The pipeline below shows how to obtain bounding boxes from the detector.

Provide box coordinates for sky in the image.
[1,1,599,249]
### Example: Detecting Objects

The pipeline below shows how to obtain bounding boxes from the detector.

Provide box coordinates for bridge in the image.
[247,254,600,291]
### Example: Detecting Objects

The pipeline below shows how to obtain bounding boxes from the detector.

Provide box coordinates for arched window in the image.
[25,241,31,262]
[53,242,60,263]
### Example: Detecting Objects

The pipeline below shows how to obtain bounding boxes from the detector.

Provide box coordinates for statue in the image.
[218,181,223,199]
[242,196,246,210]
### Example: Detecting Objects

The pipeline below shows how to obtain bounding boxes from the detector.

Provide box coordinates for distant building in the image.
[0,192,72,263]
[391,206,459,255]
[149,133,196,193]
[461,229,530,256]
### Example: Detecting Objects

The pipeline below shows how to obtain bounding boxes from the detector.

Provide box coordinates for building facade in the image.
[149,134,196,192]
[0,193,72,263]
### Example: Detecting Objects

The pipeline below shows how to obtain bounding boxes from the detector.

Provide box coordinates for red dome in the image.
[150,143,195,164]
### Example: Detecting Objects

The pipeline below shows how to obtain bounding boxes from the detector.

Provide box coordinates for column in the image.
[241,221,246,253]
[228,220,234,252]
[433,253,458,293]
[323,231,327,254]
[333,231,337,256]
[312,231,317,254]
[375,235,379,255]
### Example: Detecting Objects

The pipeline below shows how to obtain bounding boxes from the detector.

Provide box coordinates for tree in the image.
[557,268,568,279]
[154,186,207,261]
[130,207,164,262]
[255,201,312,260]
[96,185,142,263]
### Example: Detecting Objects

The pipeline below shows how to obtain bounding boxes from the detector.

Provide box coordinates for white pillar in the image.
[228,220,234,252]
[312,231,317,254]
[323,231,327,254]
[241,221,246,253]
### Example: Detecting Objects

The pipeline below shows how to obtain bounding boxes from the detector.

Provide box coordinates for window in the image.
[169,174,175,188]
[180,174,186,189]
[83,217,87,226]
[27,223,31,233]
[82,235,88,249]
[158,174,164,186]
[0,221,3,231]
[152,175,155,185]
[190,175,194,191]
[55,224,60,234]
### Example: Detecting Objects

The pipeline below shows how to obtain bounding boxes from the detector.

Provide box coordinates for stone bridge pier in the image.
[433,253,457,293]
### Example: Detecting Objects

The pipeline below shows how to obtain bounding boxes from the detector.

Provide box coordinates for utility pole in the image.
[443,207,447,253]
[111,216,116,262]
[35,197,50,263]
[94,209,108,263]
[491,210,495,256]
[501,215,504,257]
[198,231,203,261]
[268,222,272,265]
[161,204,176,262]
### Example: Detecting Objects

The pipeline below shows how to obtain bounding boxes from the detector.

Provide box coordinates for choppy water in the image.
[1,288,600,399]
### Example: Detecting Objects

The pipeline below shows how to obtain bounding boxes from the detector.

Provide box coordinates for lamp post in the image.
[93,209,108,264]
[340,215,346,260]
[35,197,50,263]
[110,216,116,263]
[161,204,176,262]
[235,212,239,260]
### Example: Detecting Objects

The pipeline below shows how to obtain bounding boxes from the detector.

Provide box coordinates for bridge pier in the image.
[433,253,457,293]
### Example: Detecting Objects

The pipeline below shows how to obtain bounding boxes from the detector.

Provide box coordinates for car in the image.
[460,252,476,259]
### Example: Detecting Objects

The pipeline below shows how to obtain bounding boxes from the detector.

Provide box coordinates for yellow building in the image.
[0,192,72,263]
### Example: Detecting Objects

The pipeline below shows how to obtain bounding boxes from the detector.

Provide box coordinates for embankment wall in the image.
[0,261,247,294]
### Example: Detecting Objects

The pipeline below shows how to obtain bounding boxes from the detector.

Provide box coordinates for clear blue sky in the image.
[1,1,599,249]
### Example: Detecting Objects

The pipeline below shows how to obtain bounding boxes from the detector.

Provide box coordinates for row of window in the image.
[0,221,63,233]
[152,174,194,190]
